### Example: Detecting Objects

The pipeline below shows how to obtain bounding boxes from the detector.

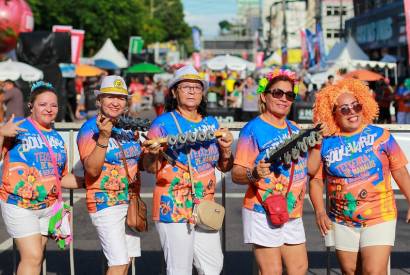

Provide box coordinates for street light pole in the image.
[282,0,287,64]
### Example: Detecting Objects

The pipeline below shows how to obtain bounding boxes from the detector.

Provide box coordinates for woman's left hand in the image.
[217,128,233,149]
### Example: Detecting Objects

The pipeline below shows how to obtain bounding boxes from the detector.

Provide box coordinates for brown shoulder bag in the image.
[116,138,148,232]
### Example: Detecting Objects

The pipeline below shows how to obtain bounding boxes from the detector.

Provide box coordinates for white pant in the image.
[156,222,223,275]
[0,200,55,238]
[90,204,141,266]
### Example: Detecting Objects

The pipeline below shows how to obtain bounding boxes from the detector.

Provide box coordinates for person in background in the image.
[310,78,410,275]
[227,80,242,108]
[208,75,226,107]
[326,75,335,86]
[0,79,24,120]
[376,78,393,124]
[241,76,259,121]
[153,81,166,116]
[395,80,410,124]
[0,81,82,275]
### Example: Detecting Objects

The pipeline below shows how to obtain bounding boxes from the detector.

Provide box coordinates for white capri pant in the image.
[0,200,55,238]
[90,204,141,266]
[242,208,306,247]
[156,222,223,275]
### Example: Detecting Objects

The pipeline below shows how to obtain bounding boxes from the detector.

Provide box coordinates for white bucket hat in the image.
[168,65,208,91]
[94,75,129,97]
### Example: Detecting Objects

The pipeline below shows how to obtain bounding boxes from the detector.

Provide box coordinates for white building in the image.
[262,0,307,51]
[236,0,262,36]
[306,0,354,51]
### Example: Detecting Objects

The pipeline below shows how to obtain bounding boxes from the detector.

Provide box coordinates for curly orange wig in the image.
[313,78,379,135]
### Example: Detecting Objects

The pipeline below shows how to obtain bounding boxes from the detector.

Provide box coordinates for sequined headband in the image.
[31,81,54,93]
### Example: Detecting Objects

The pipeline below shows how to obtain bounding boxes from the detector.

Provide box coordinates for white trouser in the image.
[156,222,223,275]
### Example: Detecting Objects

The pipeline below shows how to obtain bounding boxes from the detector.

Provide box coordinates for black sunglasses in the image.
[335,102,363,116]
[266,88,296,102]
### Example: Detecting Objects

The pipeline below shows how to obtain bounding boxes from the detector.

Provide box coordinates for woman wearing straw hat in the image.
[77,75,143,275]
[143,65,234,275]
[0,81,82,275]
[232,69,321,275]
[310,78,410,275]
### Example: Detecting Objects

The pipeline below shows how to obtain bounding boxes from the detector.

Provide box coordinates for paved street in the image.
[0,182,409,275]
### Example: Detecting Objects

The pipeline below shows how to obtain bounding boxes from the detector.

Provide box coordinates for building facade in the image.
[262,0,307,51]
[236,0,262,36]
[306,0,354,51]
[345,0,407,77]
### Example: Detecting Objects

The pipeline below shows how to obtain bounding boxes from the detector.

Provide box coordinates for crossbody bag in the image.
[170,112,225,231]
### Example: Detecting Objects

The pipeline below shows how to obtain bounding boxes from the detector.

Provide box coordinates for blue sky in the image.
[182,0,237,38]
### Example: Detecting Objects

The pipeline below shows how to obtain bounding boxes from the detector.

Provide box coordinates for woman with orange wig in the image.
[310,78,410,275]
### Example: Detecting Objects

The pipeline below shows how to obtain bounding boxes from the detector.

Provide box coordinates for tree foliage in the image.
[27,0,190,55]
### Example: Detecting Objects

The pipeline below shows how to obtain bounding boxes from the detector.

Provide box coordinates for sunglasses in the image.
[266,88,296,102]
[335,102,363,116]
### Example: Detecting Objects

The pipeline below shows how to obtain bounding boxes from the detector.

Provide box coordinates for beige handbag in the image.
[170,112,225,231]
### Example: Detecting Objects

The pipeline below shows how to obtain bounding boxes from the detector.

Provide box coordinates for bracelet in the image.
[246,168,258,183]
[96,141,108,149]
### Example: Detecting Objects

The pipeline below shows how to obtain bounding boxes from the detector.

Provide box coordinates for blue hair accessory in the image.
[31,81,54,93]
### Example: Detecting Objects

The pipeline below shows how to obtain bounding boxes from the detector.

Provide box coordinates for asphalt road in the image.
[0,188,409,275]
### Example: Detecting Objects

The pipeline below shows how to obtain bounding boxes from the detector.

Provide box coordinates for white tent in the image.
[0,59,43,81]
[206,55,256,71]
[92,39,128,68]
[327,36,369,66]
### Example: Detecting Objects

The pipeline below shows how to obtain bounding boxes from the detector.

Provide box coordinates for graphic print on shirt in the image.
[234,116,308,218]
[77,116,142,213]
[0,118,68,209]
[148,112,220,223]
[320,125,407,227]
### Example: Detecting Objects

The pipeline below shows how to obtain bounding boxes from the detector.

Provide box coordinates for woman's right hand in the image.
[142,139,163,155]
[253,159,271,179]
[0,114,27,137]
[315,211,332,236]
[96,114,113,139]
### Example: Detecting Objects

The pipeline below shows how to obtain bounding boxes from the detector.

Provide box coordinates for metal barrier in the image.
[9,122,409,274]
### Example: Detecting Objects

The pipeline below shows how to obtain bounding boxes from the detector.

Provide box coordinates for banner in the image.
[305,29,316,68]
[192,27,201,51]
[300,30,308,68]
[52,25,84,64]
[128,36,144,65]
[405,0,410,64]
[255,51,264,68]
[316,23,327,68]
[192,52,201,69]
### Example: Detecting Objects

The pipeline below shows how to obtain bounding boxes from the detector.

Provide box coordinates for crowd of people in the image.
[68,67,410,125]
[0,66,410,275]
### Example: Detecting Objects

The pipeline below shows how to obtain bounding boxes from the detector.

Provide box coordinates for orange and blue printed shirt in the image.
[315,125,407,227]
[147,111,220,223]
[0,118,68,210]
[234,116,308,218]
[77,116,142,213]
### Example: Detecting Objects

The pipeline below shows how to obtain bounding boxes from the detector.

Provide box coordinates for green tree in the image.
[27,0,187,54]
[218,20,233,34]
[147,0,191,42]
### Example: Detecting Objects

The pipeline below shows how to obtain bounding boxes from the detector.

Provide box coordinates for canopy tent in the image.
[126,62,163,74]
[344,69,384,81]
[76,64,106,77]
[0,59,43,81]
[206,55,256,71]
[92,39,128,68]
[327,36,369,66]
[94,59,119,70]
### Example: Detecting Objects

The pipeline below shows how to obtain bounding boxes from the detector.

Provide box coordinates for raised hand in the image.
[96,114,113,139]
[217,128,233,149]
[0,114,27,137]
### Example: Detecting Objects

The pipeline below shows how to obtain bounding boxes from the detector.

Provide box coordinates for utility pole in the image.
[339,0,344,40]
[281,0,287,65]
[315,0,322,25]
